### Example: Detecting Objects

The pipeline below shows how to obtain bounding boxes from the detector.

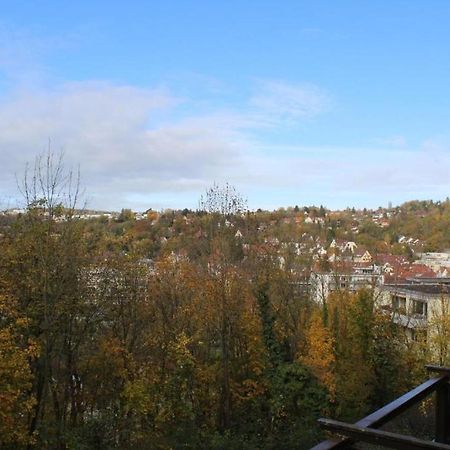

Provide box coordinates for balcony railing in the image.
[311,365,450,449]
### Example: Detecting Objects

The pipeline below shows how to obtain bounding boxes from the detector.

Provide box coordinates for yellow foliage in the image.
[303,310,336,400]
[427,296,450,365]
[0,296,38,447]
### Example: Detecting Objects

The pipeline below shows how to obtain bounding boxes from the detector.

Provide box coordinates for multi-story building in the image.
[311,262,384,304]
[378,277,450,340]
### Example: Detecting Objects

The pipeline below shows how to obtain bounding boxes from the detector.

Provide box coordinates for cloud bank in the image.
[0,75,448,211]
[0,79,333,210]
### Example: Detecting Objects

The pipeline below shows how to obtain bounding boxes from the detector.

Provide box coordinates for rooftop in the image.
[383,282,450,296]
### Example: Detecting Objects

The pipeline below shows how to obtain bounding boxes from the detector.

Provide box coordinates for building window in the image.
[392,295,406,314]
[337,276,349,289]
[412,300,427,317]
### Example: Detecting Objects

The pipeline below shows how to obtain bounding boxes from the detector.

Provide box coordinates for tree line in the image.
[0,154,443,449]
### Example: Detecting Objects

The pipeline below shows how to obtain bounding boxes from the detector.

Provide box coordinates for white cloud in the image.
[0,82,252,210]
[0,76,336,210]
[250,80,330,125]
[230,141,450,209]
[1,76,449,211]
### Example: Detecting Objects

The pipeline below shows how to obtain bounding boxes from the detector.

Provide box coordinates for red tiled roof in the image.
[384,263,436,283]
[374,254,409,267]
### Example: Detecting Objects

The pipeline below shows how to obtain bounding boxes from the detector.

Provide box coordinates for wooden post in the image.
[312,369,450,450]
[436,380,450,444]
[311,375,448,450]
[318,418,450,450]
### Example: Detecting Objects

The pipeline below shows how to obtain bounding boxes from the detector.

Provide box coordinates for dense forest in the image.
[1,155,448,449]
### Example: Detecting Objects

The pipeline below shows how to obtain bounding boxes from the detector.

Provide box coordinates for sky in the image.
[1,1,450,211]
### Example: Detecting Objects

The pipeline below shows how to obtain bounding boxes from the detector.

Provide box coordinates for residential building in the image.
[378,277,450,340]
[311,262,383,304]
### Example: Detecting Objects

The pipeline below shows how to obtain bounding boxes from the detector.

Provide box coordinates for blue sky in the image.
[1,1,450,211]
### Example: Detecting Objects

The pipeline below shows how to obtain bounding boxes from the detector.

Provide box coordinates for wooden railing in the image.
[311,365,450,450]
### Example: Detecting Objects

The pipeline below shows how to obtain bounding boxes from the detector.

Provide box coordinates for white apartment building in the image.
[311,263,384,304]
[378,278,450,340]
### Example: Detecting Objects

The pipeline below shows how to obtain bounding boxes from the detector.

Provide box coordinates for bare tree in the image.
[18,147,82,218]
[199,182,247,216]
[7,149,87,446]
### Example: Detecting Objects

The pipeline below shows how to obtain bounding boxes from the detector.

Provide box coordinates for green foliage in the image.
[267,363,327,448]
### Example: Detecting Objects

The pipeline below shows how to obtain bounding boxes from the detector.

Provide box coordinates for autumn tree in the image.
[199,182,247,217]
[75,254,155,448]
[303,309,336,401]
[0,150,91,447]
[322,289,410,420]
[0,295,38,448]
[426,294,450,366]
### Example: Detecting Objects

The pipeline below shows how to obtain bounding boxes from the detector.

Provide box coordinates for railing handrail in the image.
[311,368,450,449]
